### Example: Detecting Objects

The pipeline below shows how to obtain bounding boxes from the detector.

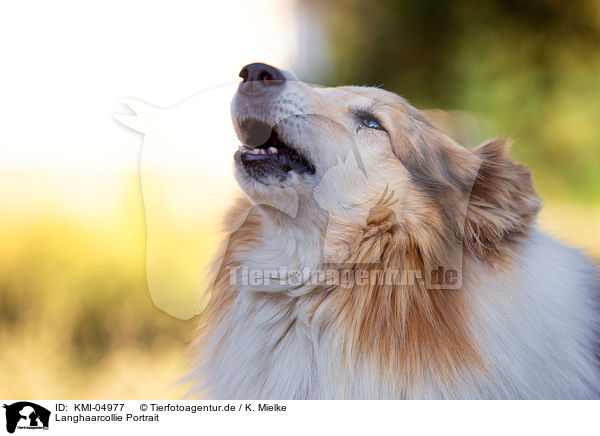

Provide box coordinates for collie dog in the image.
[189,63,600,399]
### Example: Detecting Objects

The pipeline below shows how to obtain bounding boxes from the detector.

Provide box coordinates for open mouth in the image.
[234,118,315,183]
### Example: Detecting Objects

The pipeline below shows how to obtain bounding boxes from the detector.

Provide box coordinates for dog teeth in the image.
[239,144,279,155]
[240,144,260,154]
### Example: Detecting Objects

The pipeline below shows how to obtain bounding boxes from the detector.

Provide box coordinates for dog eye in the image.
[359,113,386,131]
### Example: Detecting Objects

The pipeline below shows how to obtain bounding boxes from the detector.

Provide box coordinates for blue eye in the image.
[359,113,386,131]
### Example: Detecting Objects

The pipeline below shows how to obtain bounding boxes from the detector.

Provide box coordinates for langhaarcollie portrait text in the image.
[189,63,600,399]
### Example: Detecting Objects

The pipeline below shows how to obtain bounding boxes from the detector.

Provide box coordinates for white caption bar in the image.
[0,400,596,436]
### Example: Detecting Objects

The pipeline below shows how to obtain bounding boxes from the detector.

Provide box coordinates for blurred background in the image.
[1,0,599,398]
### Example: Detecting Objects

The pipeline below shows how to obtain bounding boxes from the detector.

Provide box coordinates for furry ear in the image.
[465,138,542,259]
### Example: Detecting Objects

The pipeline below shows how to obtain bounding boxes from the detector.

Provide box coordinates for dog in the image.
[188,62,600,399]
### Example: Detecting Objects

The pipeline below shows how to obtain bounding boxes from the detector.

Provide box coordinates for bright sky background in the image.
[0,0,299,170]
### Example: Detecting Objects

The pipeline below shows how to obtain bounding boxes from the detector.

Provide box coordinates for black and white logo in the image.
[3,402,50,434]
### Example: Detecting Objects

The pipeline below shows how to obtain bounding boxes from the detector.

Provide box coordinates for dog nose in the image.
[239,63,285,85]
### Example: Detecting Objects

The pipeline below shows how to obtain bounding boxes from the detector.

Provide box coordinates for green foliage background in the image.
[301,0,600,202]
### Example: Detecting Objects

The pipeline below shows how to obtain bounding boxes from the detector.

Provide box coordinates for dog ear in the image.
[464,138,541,259]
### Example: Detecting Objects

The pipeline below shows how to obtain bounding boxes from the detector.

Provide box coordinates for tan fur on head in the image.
[387,107,541,263]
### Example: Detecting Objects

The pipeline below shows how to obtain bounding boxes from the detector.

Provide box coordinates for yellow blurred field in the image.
[538,202,600,261]
[0,172,199,399]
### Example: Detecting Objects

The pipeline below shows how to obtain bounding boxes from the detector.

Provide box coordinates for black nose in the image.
[239,63,285,85]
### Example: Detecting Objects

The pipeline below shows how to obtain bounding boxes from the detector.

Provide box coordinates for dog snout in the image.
[238,63,287,96]
[239,62,286,84]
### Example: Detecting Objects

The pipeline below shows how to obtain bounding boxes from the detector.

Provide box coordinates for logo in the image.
[3,402,50,434]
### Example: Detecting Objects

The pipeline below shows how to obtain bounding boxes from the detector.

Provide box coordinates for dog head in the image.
[231,62,541,262]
